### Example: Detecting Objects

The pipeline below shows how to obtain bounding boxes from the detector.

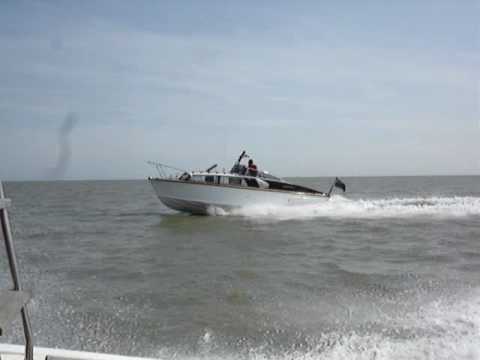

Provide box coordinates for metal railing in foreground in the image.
[0,343,160,360]
[0,181,33,360]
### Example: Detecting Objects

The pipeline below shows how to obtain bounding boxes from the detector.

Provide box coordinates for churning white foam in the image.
[155,289,480,360]
[228,196,480,220]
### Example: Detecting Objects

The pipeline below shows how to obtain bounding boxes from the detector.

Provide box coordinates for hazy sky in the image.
[1,0,478,180]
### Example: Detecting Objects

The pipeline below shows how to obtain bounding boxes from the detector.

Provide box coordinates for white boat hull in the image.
[149,179,328,214]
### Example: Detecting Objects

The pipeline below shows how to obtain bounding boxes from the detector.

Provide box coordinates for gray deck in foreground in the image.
[0,291,31,336]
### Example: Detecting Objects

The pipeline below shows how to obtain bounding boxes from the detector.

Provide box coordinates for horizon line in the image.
[2,173,480,182]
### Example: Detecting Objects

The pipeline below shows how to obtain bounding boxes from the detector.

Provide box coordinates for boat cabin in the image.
[179,171,322,194]
[189,172,269,189]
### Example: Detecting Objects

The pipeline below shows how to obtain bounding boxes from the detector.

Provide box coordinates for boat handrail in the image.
[147,161,189,179]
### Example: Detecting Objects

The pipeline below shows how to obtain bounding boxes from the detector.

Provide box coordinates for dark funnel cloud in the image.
[49,112,78,179]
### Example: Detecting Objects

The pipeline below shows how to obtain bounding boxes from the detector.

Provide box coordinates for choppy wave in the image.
[226,196,480,220]
[155,289,480,360]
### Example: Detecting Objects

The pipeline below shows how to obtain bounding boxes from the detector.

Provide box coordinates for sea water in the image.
[1,176,479,359]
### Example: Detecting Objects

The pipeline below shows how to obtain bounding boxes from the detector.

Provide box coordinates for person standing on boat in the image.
[247,159,258,176]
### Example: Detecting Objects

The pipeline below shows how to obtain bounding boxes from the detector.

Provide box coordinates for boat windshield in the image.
[259,171,282,181]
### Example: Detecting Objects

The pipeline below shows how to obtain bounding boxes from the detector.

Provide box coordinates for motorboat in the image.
[0,167,340,359]
[148,151,346,215]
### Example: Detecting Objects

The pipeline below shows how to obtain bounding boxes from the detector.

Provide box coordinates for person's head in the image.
[248,159,253,166]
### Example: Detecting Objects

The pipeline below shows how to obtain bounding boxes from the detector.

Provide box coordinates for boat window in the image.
[245,178,259,188]
[178,172,191,181]
[205,176,214,183]
[229,177,242,186]
[265,180,320,194]
[191,175,204,182]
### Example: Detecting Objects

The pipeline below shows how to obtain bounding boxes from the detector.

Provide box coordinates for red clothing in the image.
[248,163,258,176]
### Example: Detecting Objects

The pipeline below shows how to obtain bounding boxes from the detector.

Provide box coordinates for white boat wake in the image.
[225,195,480,220]
[152,288,480,360]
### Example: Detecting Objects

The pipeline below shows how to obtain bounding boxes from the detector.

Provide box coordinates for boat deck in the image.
[0,344,159,360]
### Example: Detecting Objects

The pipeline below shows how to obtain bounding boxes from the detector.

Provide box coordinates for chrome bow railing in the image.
[147,161,189,180]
